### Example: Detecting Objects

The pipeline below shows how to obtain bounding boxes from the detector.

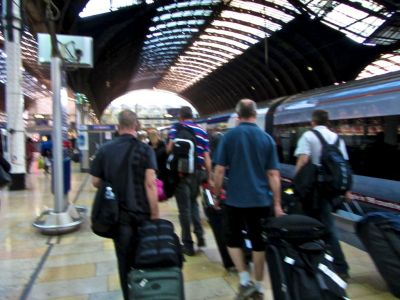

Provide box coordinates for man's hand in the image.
[274,204,286,217]
[150,213,159,220]
[344,191,353,203]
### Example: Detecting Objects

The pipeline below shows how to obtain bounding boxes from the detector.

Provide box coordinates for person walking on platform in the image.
[90,109,159,300]
[294,109,351,281]
[213,99,284,300]
[167,106,213,256]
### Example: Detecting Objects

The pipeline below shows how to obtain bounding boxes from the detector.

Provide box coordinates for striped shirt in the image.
[168,121,209,168]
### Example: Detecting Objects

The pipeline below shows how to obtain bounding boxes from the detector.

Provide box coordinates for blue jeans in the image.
[305,199,349,274]
[174,174,204,249]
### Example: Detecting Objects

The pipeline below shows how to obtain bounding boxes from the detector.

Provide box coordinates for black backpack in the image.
[312,130,352,196]
[167,123,197,174]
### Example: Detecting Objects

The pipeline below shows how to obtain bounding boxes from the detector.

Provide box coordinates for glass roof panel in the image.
[145,34,192,44]
[190,45,236,58]
[221,10,282,32]
[230,0,296,23]
[302,0,392,45]
[205,28,258,44]
[179,55,222,67]
[212,20,266,38]
[176,60,219,70]
[174,64,214,74]
[357,51,400,80]
[199,34,250,50]
[80,0,142,18]
[185,51,229,63]
[0,48,51,99]
[157,0,299,92]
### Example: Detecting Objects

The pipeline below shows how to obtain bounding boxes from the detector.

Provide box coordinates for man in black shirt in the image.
[90,109,159,299]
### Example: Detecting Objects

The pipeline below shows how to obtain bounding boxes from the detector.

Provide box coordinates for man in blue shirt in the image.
[213,99,284,300]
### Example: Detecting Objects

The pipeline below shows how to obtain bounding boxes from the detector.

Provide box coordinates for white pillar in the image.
[2,0,25,190]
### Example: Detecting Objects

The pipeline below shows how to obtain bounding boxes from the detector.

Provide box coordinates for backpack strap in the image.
[334,136,340,147]
[176,122,196,139]
[312,129,341,148]
[311,129,328,146]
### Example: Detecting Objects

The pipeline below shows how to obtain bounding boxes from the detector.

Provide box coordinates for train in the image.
[195,71,400,217]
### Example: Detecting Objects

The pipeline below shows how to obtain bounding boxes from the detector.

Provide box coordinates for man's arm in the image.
[295,154,310,174]
[92,176,102,188]
[213,165,225,200]
[166,140,173,154]
[145,169,159,219]
[267,169,285,217]
[203,151,213,183]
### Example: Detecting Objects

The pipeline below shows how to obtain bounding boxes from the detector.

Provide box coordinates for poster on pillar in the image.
[61,72,70,152]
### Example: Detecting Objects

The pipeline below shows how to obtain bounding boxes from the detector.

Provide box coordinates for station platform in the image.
[0,161,397,300]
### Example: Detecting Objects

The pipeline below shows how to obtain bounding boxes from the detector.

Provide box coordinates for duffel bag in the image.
[264,214,326,243]
[134,219,184,269]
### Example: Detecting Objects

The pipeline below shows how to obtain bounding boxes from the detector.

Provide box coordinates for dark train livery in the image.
[198,71,400,215]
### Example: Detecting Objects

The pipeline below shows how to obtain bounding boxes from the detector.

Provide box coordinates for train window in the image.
[275,115,400,181]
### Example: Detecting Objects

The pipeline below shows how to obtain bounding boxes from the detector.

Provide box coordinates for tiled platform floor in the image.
[0,161,397,300]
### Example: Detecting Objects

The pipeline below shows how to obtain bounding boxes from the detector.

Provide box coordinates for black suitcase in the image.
[134,219,183,269]
[355,212,400,298]
[203,205,234,269]
[264,214,348,300]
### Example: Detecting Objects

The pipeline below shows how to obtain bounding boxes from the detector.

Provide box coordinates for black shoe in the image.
[197,238,206,247]
[183,246,195,256]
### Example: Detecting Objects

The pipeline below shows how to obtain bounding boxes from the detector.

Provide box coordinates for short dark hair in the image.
[118,109,138,129]
[312,109,329,125]
[236,99,257,119]
[179,106,193,119]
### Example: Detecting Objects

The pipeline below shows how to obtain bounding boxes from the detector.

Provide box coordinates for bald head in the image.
[236,99,257,119]
[118,109,139,130]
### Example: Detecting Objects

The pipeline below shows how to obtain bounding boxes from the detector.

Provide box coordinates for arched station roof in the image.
[4,0,400,116]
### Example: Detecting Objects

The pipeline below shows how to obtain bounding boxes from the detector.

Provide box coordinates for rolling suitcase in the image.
[264,214,348,300]
[203,203,234,269]
[201,186,252,270]
[128,267,184,300]
[355,212,400,298]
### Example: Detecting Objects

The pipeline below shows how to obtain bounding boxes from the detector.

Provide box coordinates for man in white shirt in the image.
[294,109,350,281]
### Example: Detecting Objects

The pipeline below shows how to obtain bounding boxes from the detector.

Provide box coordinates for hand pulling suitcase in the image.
[355,212,400,298]
[264,214,348,300]
[128,267,185,300]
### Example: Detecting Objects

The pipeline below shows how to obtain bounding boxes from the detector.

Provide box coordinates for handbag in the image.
[90,140,136,238]
[0,165,11,188]
[156,179,167,202]
[91,182,119,238]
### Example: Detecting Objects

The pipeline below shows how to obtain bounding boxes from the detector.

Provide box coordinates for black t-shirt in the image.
[90,134,157,215]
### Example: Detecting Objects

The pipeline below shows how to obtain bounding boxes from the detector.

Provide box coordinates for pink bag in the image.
[156,179,167,202]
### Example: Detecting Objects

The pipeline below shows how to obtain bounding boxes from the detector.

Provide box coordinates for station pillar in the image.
[2,0,26,190]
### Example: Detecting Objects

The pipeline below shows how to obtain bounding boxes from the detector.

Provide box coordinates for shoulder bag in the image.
[91,139,136,238]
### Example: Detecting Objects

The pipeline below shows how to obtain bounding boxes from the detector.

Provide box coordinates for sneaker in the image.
[197,238,206,247]
[251,292,264,300]
[235,282,257,300]
[182,246,195,256]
